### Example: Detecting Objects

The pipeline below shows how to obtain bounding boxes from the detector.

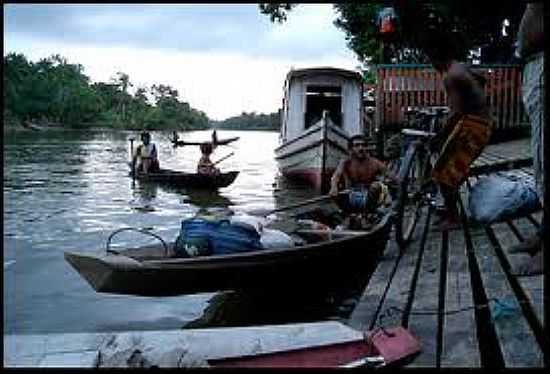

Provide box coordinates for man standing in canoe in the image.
[131,131,160,174]
[329,134,397,217]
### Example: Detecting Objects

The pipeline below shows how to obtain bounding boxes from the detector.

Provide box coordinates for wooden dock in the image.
[347,138,547,368]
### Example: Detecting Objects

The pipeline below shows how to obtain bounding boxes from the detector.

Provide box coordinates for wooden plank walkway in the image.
[347,138,547,368]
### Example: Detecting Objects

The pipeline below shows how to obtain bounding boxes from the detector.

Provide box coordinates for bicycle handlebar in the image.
[403,106,450,117]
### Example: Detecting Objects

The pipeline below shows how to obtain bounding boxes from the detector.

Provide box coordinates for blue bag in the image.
[174,217,263,257]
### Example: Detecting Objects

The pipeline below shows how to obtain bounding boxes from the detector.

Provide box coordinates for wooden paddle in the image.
[258,189,350,217]
[213,152,235,166]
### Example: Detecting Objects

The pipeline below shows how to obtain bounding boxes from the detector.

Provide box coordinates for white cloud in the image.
[4,4,360,121]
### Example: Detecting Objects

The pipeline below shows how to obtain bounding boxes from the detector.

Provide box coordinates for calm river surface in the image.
[3,129,322,335]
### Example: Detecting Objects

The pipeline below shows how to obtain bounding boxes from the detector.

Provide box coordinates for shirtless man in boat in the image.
[329,134,397,227]
[131,131,160,174]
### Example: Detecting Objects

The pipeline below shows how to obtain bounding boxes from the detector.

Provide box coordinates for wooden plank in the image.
[496,68,503,130]
[510,68,518,129]
[348,208,428,332]
[349,209,430,334]
[406,221,442,367]
[416,68,422,111]
[482,139,532,161]
[495,219,544,327]
[422,69,430,106]
[440,228,481,367]
[470,157,533,177]
[409,69,418,112]
[470,225,544,367]
[376,210,429,327]
[347,236,401,331]
[390,68,397,123]
[403,68,410,124]
[487,69,495,126]
[503,68,510,129]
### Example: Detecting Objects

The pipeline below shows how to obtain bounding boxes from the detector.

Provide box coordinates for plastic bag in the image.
[260,228,294,249]
[230,213,266,235]
[468,173,541,224]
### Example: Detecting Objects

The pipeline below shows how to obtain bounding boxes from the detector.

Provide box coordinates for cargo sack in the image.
[468,173,541,224]
[174,217,263,257]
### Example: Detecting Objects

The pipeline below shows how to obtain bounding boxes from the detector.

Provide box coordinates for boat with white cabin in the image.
[275,67,364,192]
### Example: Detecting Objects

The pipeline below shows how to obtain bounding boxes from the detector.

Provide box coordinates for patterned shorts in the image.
[432,114,492,188]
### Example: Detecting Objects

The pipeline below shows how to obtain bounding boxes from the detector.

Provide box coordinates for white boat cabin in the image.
[280,67,364,143]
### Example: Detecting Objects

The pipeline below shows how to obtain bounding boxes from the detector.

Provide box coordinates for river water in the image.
[3,129,331,335]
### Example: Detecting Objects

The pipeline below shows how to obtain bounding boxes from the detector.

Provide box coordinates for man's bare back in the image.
[444,62,490,119]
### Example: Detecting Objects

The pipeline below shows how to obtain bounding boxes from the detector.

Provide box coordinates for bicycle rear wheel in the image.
[394,143,426,248]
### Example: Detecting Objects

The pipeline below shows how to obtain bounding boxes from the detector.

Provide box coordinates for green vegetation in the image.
[215,111,280,131]
[260,2,523,65]
[3,53,210,130]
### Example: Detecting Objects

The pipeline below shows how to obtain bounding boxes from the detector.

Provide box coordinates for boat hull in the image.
[64,212,392,297]
[130,169,239,189]
[275,121,349,190]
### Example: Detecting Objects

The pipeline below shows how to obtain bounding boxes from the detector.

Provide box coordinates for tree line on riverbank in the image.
[3,53,210,131]
[4,52,282,132]
[214,111,280,131]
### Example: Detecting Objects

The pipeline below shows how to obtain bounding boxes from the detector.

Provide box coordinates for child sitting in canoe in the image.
[197,142,220,176]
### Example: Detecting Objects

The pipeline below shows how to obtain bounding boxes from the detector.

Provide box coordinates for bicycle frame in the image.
[393,107,448,248]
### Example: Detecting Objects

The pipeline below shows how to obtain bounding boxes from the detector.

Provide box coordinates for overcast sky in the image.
[4,4,360,120]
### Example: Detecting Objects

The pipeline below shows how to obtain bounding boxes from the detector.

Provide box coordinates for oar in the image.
[260,189,350,216]
[213,152,235,166]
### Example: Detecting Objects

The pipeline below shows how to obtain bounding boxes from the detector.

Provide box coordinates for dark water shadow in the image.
[182,189,234,208]
[182,272,378,329]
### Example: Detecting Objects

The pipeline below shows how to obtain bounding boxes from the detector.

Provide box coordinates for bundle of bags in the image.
[173,212,295,258]
[468,172,541,224]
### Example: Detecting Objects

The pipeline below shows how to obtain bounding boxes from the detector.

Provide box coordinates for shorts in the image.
[432,114,492,188]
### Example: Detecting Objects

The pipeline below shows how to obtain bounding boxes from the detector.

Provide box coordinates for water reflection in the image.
[182,189,234,208]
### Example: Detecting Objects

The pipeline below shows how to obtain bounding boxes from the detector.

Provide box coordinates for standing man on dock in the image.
[422,26,493,231]
[508,2,544,276]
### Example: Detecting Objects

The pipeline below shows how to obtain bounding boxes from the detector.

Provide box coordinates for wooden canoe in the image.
[130,168,239,189]
[64,210,392,297]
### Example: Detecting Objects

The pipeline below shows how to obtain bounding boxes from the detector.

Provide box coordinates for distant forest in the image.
[215,111,280,131]
[4,53,278,132]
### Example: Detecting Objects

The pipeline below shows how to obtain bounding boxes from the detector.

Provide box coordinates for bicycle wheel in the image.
[394,143,426,248]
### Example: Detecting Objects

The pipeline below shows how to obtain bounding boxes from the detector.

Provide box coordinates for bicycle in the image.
[392,106,450,248]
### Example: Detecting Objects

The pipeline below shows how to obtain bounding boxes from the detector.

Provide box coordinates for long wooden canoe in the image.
[130,168,239,189]
[64,211,392,297]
